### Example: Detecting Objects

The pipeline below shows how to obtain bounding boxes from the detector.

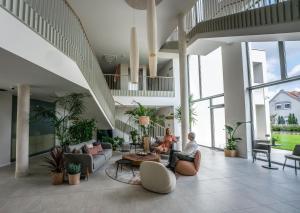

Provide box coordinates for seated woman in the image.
[153,128,176,154]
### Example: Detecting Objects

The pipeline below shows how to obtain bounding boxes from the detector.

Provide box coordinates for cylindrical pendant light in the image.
[130,27,139,83]
[147,0,158,78]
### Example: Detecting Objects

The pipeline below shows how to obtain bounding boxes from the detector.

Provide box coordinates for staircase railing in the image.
[104,74,174,91]
[115,118,166,141]
[0,0,115,126]
[185,0,288,32]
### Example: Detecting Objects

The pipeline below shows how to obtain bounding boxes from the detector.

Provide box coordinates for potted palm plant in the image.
[175,95,197,126]
[224,122,249,157]
[43,146,64,185]
[67,163,81,185]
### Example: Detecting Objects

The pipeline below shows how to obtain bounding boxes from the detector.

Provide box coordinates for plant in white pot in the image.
[43,146,64,185]
[67,163,81,185]
[224,122,249,157]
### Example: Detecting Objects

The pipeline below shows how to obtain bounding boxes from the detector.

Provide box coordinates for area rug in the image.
[105,160,181,185]
[105,163,141,185]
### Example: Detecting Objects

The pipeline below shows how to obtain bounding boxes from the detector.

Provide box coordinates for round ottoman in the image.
[140,161,176,194]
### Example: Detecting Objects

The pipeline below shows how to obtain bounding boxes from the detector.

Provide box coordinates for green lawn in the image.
[272,133,300,151]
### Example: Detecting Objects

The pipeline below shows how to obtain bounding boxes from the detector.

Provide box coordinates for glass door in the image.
[212,107,226,149]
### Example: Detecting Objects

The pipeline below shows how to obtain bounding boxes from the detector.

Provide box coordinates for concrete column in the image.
[178,14,189,148]
[222,43,252,158]
[15,85,30,178]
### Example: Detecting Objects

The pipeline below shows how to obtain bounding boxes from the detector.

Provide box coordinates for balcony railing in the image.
[0,0,115,126]
[185,0,288,33]
[104,74,175,97]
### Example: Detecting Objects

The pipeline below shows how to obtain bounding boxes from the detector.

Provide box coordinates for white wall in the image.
[0,92,12,167]
[248,49,271,139]
[222,43,252,158]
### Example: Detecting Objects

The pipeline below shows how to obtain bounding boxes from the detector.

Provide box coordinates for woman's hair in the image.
[165,128,170,135]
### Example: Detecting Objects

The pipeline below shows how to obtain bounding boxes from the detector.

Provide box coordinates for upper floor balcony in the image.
[104,74,175,97]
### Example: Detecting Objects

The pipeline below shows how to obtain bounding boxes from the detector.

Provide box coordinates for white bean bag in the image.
[140,161,176,194]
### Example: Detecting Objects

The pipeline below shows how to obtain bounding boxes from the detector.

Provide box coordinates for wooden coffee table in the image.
[122,153,160,166]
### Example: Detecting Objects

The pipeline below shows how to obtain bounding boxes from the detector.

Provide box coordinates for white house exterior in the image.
[270,90,300,124]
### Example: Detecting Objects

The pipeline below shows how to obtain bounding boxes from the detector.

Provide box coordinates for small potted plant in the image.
[67,163,81,185]
[43,146,64,185]
[224,122,249,157]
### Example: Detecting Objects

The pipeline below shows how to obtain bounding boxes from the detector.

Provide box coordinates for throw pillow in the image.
[96,144,103,153]
[86,144,93,149]
[88,146,101,156]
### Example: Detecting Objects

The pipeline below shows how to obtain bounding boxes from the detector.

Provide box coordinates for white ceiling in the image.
[0,47,87,101]
[67,0,196,73]
[0,47,112,129]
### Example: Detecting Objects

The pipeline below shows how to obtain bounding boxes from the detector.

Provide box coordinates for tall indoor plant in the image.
[32,93,87,147]
[175,95,197,127]
[224,121,249,157]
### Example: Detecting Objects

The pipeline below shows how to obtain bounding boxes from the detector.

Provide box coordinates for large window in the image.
[192,101,212,147]
[11,97,55,161]
[188,55,200,100]
[285,41,300,78]
[188,47,225,149]
[249,42,281,84]
[250,80,300,165]
[200,47,224,97]
[248,40,300,165]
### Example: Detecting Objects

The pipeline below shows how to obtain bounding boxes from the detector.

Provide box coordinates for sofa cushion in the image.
[93,154,106,170]
[102,149,112,160]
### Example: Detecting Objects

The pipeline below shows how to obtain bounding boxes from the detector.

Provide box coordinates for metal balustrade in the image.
[116,119,165,140]
[185,0,289,32]
[104,74,175,97]
[0,0,115,126]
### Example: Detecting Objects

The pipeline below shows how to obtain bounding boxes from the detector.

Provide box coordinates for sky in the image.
[250,41,300,99]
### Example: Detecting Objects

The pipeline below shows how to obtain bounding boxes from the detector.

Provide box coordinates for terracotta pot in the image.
[68,173,81,185]
[139,116,150,126]
[143,136,150,153]
[51,172,64,185]
[224,149,238,157]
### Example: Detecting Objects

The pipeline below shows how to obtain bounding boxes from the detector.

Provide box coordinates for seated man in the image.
[167,132,199,172]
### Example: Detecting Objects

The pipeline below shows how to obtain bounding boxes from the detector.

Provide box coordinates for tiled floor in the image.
[0,148,299,213]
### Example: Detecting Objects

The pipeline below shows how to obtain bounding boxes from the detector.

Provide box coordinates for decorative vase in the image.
[224,149,238,157]
[143,136,150,153]
[139,116,150,126]
[68,173,81,185]
[51,172,64,185]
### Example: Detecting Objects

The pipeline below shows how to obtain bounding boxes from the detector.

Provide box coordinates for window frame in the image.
[275,103,282,110]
